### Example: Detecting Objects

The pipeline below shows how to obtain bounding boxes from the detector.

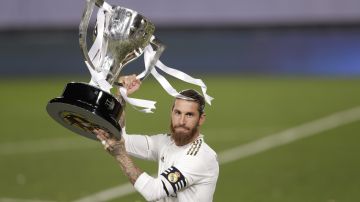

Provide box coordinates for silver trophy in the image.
[46,0,165,140]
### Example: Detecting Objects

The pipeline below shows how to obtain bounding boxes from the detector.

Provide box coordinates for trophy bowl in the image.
[46,0,164,140]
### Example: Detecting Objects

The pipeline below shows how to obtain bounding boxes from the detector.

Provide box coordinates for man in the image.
[94,75,219,202]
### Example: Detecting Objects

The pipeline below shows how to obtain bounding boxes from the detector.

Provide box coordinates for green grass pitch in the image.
[0,76,359,201]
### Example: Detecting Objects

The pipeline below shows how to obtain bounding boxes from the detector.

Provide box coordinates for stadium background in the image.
[1,0,359,201]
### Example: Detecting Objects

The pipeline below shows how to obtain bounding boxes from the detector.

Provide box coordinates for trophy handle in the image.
[79,0,100,74]
[113,36,166,87]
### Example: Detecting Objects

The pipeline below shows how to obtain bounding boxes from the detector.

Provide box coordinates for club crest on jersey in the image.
[168,171,181,183]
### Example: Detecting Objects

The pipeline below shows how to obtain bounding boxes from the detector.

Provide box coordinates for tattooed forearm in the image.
[114,144,143,185]
[95,127,142,185]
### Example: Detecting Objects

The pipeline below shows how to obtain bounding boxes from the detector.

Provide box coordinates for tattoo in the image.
[113,143,143,185]
[111,91,141,184]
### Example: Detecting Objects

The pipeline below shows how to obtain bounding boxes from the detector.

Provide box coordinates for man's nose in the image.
[179,115,186,125]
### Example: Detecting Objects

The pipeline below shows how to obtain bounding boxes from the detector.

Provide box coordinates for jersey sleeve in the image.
[122,133,166,161]
[134,168,187,201]
[134,151,219,201]
[174,152,219,189]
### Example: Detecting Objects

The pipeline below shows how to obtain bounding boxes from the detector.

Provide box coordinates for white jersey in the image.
[123,133,219,202]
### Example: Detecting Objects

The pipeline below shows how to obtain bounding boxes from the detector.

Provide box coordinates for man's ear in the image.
[199,113,206,126]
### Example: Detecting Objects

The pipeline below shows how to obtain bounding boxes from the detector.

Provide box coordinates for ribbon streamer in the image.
[119,87,156,113]
[143,45,214,105]
[86,3,112,93]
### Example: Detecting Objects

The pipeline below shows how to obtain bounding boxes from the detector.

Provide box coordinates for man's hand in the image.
[94,129,125,157]
[118,74,141,95]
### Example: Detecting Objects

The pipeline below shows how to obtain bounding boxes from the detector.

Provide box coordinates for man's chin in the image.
[170,123,199,146]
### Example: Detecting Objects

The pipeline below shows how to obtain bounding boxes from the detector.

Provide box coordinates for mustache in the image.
[173,125,190,130]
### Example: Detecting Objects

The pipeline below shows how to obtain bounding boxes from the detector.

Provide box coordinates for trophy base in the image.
[46,82,123,141]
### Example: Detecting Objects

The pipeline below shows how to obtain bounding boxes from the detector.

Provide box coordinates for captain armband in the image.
[161,166,187,194]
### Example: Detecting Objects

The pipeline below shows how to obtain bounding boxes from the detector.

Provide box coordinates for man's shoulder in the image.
[183,136,218,165]
[176,138,219,178]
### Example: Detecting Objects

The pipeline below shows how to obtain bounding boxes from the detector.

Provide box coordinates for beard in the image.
[170,121,199,146]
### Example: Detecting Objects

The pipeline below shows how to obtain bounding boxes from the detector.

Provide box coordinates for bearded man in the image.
[94,75,219,202]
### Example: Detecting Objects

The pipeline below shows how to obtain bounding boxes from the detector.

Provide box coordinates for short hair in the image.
[177,89,205,115]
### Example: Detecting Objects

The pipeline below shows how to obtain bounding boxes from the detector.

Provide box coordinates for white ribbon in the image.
[119,87,156,113]
[101,2,112,12]
[88,7,106,68]
[143,45,214,105]
[142,46,189,101]
[86,4,113,93]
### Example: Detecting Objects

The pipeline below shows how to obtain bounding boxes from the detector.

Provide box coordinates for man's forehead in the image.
[173,99,199,111]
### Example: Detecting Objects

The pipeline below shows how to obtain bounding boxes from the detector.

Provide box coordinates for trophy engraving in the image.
[46,0,165,140]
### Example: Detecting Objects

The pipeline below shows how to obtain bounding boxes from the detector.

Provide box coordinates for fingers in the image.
[95,130,113,152]
[122,74,137,86]
[130,79,141,88]
[94,129,111,146]
[119,74,141,95]
[93,129,109,140]
[93,129,123,154]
